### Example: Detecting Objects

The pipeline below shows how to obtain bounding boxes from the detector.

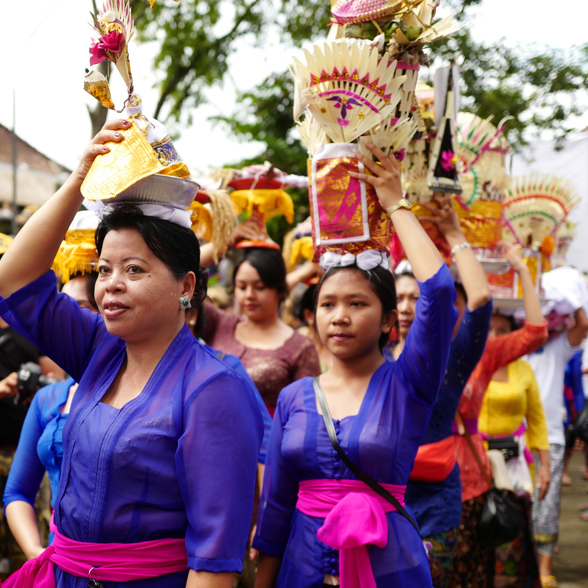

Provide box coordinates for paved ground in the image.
[554,450,588,587]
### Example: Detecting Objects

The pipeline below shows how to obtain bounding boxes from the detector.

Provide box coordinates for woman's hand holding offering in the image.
[72,119,129,183]
[422,193,465,247]
[231,217,266,246]
[500,242,528,275]
[350,141,404,213]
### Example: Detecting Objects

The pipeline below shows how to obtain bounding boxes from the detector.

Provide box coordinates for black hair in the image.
[95,204,208,308]
[454,282,468,304]
[296,284,317,324]
[394,269,415,281]
[314,265,397,351]
[232,248,288,298]
[493,312,519,333]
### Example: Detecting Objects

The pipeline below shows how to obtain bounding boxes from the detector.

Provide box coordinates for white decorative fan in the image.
[502,174,579,246]
[292,40,407,143]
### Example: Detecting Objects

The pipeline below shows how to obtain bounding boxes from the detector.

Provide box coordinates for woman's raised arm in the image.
[350,142,444,282]
[0,120,127,298]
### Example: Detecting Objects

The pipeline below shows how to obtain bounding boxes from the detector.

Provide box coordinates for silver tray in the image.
[493,297,548,310]
[492,297,525,310]
[478,258,511,275]
[115,174,200,210]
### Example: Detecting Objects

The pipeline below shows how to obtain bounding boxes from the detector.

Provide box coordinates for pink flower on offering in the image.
[394,148,406,162]
[89,31,125,65]
[440,149,458,172]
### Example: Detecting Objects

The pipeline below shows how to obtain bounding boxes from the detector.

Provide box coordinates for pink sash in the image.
[1,517,188,587]
[481,423,534,465]
[297,479,406,588]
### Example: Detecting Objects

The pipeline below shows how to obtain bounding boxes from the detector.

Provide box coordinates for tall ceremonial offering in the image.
[490,174,579,303]
[292,1,459,268]
[208,163,301,250]
[81,1,201,227]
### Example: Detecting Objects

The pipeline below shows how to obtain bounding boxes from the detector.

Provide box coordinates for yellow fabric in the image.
[230,189,294,224]
[188,201,213,243]
[81,122,164,201]
[479,358,550,452]
[0,233,13,255]
[289,236,314,267]
[157,161,190,178]
[52,229,98,283]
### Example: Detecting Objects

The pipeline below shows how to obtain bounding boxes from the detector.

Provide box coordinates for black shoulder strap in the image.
[312,377,420,535]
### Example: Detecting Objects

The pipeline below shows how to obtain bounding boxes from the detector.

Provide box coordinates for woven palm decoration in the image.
[456,112,510,205]
[502,174,579,249]
[358,115,418,159]
[188,190,236,263]
[291,40,406,143]
[552,220,577,268]
[297,115,330,157]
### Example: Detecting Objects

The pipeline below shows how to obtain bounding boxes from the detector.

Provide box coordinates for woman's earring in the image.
[179,295,192,310]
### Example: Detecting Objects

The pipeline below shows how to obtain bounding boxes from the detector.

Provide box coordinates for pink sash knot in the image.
[297,479,406,588]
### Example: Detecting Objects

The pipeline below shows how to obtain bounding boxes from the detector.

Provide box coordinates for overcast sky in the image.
[1,0,587,178]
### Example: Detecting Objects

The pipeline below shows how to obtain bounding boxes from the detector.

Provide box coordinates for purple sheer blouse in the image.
[0,272,263,588]
[253,264,458,587]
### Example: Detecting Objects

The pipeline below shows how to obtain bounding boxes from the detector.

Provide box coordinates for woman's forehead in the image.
[395,275,418,292]
[319,268,373,294]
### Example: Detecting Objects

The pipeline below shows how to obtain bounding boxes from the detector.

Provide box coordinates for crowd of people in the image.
[0,119,585,588]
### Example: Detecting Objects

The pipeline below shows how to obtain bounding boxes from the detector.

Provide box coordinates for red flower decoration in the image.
[90,31,125,66]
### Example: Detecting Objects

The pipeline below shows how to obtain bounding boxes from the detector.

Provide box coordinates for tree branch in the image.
[153,0,263,119]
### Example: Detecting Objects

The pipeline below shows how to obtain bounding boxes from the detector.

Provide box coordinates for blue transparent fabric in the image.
[201,342,272,464]
[405,300,492,537]
[253,265,457,587]
[4,378,73,513]
[0,272,263,587]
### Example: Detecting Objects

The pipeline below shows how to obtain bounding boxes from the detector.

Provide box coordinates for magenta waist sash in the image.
[481,423,534,465]
[297,479,406,588]
[452,418,479,436]
[2,517,188,588]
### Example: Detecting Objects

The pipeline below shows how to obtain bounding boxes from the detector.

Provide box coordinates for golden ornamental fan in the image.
[291,40,406,143]
[502,174,579,248]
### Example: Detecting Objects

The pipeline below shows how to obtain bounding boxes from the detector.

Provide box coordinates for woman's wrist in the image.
[444,230,467,248]
[385,199,404,215]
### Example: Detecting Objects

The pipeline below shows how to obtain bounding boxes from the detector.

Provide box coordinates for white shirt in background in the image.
[526,332,583,446]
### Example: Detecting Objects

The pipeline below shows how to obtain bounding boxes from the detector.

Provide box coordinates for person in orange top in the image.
[447,243,548,587]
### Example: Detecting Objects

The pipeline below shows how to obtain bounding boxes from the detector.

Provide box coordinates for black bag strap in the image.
[313,377,420,535]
